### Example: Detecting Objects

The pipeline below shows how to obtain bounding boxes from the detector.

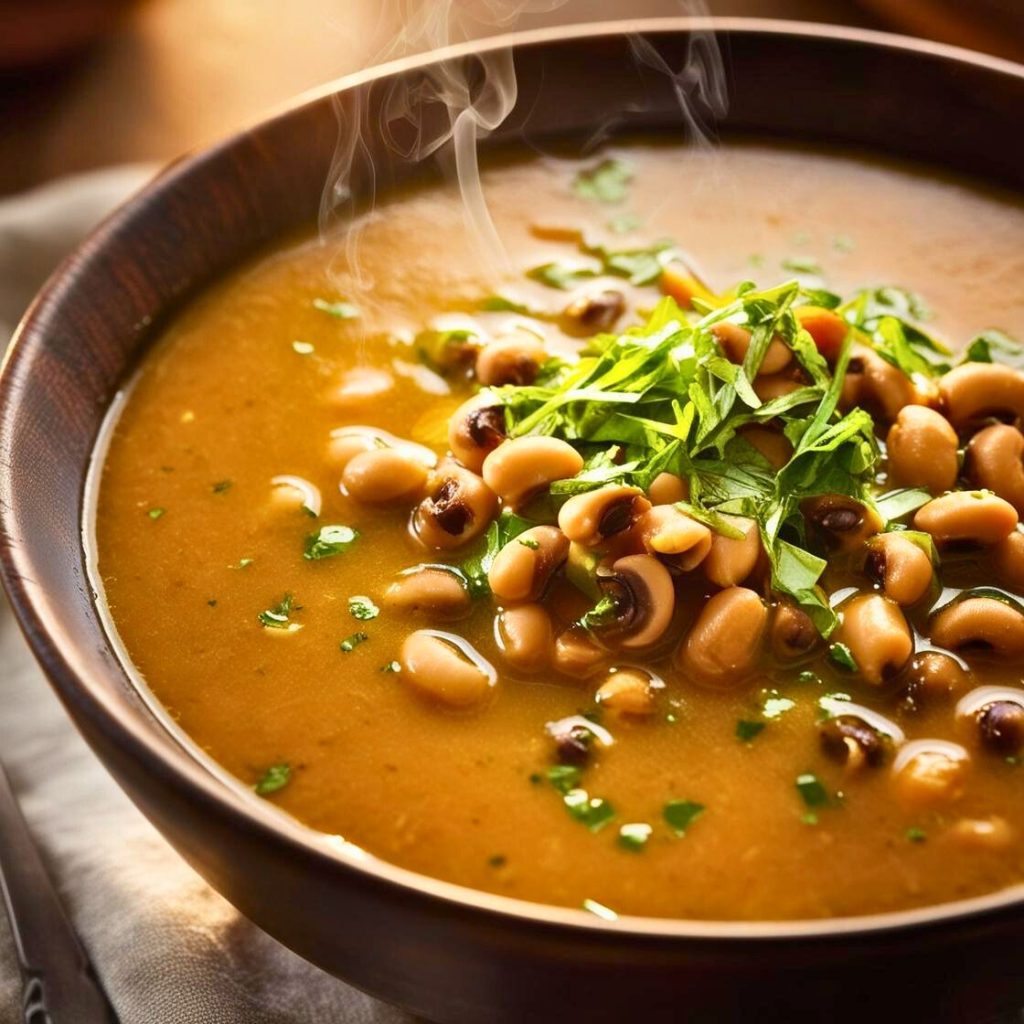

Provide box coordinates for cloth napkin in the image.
[0,168,420,1024]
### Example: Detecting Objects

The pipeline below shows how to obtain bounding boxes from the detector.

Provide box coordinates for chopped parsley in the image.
[618,822,653,852]
[828,643,859,672]
[736,719,765,743]
[546,764,582,794]
[304,524,359,560]
[906,827,927,844]
[781,256,822,275]
[563,789,615,832]
[339,632,368,653]
[258,592,301,631]
[348,595,379,620]
[488,854,508,869]
[572,158,633,204]
[761,692,796,719]
[518,537,540,550]
[795,773,829,808]
[312,297,360,319]
[254,763,291,795]
[663,799,705,836]
[230,557,254,570]
[147,507,166,520]
[212,479,232,494]
[380,660,401,673]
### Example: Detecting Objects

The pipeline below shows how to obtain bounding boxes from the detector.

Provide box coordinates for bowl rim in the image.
[3,15,1024,945]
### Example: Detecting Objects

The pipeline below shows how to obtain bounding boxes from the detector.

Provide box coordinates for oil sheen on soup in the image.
[94,143,1024,921]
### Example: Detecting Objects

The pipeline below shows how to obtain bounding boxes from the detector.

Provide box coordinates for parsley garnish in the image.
[617,822,652,852]
[563,789,615,832]
[254,763,291,795]
[488,854,508,868]
[572,158,632,204]
[781,256,822,275]
[312,297,360,319]
[795,773,829,808]
[348,595,379,621]
[828,643,859,672]
[906,827,927,844]
[663,799,705,836]
[304,524,359,560]
[212,479,232,494]
[518,537,540,550]
[380,660,401,673]
[340,632,368,653]
[736,719,765,743]
[230,557,254,570]
[147,507,166,520]
[258,593,301,631]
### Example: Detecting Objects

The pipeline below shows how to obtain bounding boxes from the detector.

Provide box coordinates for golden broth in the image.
[95,142,1024,920]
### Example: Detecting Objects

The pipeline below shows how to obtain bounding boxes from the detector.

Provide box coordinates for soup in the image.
[94,142,1024,921]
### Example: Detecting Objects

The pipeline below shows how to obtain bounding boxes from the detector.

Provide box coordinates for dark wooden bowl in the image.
[2,19,1023,1023]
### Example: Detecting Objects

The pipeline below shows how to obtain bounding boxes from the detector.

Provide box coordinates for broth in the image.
[94,142,1024,920]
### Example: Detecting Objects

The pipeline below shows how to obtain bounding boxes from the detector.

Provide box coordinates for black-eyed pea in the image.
[914,491,1018,546]
[864,532,934,606]
[482,437,584,507]
[886,405,959,494]
[342,449,429,504]
[558,485,651,548]
[939,362,1024,429]
[560,289,626,337]
[595,555,675,650]
[647,472,689,505]
[487,526,569,603]
[803,494,882,553]
[703,515,761,587]
[945,816,1015,851]
[712,321,792,376]
[383,567,471,620]
[740,426,793,470]
[553,626,609,679]
[834,593,912,686]
[904,652,972,706]
[595,668,660,717]
[795,305,848,362]
[770,601,820,661]
[400,630,496,708]
[954,688,1024,756]
[637,505,712,569]
[677,587,768,688]
[753,373,802,402]
[930,597,1024,656]
[818,715,889,773]
[329,427,437,473]
[843,347,916,421]
[447,393,507,474]
[414,463,498,549]
[475,330,548,387]
[967,424,1024,514]
[992,529,1024,590]
[497,604,554,673]
[891,740,970,810]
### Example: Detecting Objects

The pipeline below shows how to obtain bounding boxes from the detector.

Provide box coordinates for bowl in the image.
[2,19,1023,1023]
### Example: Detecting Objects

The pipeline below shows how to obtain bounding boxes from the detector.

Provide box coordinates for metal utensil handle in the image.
[0,762,117,1023]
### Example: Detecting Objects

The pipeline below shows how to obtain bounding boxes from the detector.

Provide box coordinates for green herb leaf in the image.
[527,262,598,290]
[663,799,705,836]
[546,764,582,795]
[380,660,401,673]
[795,773,829,808]
[782,256,822,275]
[906,827,927,844]
[828,642,858,672]
[617,822,653,852]
[573,158,633,204]
[148,507,166,520]
[962,328,1024,368]
[340,632,368,652]
[254,763,291,795]
[212,479,233,494]
[736,719,765,742]
[258,593,301,631]
[348,595,379,620]
[304,524,359,560]
[563,789,615,831]
[874,487,932,523]
[313,297,360,319]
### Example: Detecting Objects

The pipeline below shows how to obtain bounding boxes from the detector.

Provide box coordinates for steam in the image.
[319,0,728,287]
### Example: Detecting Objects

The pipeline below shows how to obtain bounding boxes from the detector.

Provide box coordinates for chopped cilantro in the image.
[312,297,360,319]
[962,328,1024,368]
[828,643,859,672]
[797,670,820,685]
[528,772,543,785]
[230,557,254,570]
[527,262,598,290]
[147,507,166,520]
[781,256,822,275]
[617,822,652,852]
[339,632,368,653]
[564,789,615,832]
[207,599,217,608]
[576,593,620,632]
[488,854,508,868]
[212,479,232,494]
[258,593,301,631]
[380,660,401,673]
[304,524,359,560]
[572,158,633,204]
[795,773,829,808]
[254,763,291,795]
[801,812,819,826]
[736,719,765,743]
[518,537,540,550]
[906,827,927,844]
[546,764,582,794]
[761,693,796,720]
[664,799,705,836]
[348,595,379,620]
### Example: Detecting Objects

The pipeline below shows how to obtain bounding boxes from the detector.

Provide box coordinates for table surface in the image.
[1,0,882,197]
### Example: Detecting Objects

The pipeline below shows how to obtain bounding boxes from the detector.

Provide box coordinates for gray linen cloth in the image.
[0,168,418,1024]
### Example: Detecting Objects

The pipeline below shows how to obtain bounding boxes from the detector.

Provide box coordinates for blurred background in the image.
[1,0,1023,199]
